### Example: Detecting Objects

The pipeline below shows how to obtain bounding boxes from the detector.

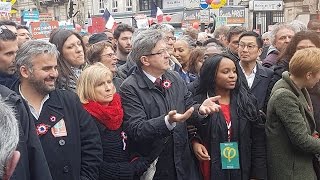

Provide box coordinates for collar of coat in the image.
[134,67,176,90]
[276,71,313,112]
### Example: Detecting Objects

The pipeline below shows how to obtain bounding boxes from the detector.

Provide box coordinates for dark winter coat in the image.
[238,63,273,112]
[119,68,201,180]
[0,85,53,180]
[94,119,149,180]
[191,92,267,180]
[14,87,103,180]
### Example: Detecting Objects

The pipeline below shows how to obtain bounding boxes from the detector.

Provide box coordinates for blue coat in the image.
[119,68,201,180]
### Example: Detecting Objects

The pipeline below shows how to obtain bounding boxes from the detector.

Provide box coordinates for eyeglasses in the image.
[238,43,258,50]
[101,52,117,58]
[164,36,176,42]
[144,49,169,57]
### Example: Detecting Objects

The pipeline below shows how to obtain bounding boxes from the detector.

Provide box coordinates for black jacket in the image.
[13,87,103,180]
[94,120,149,180]
[238,63,273,112]
[0,85,53,180]
[191,92,267,180]
[119,68,201,180]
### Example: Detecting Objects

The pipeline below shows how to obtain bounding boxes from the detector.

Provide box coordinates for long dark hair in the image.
[198,53,259,122]
[49,29,86,89]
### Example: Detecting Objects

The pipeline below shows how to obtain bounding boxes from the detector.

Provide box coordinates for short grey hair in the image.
[150,23,175,35]
[15,40,59,77]
[177,35,197,49]
[129,29,164,67]
[0,97,19,177]
[262,31,271,39]
[270,23,297,45]
[290,20,307,32]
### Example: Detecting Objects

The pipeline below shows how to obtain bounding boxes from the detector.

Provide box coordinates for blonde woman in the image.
[77,63,149,180]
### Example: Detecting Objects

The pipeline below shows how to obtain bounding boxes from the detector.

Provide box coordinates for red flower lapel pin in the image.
[162,80,172,89]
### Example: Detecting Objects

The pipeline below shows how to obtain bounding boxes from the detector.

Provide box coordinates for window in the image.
[139,0,162,11]
[99,0,104,9]
[112,0,118,12]
[126,0,133,11]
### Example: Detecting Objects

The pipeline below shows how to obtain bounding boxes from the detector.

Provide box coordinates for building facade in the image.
[11,0,320,32]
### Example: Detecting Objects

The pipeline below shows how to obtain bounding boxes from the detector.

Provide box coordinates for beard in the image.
[28,74,56,96]
[117,43,131,55]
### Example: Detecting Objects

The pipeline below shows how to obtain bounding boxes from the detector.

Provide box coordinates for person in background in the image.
[308,19,320,35]
[77,63,149,180]
[266,48,320,180]
[213,25,230,47]
[0,98,20,180]
[17,25,31,48]
[49,29,86,92]
[262,23,296,68]
[188,47,206,77]
[190,53,266,180]
[86,41,123,91]
[15,39,102,180]
[104,29,116,48]
[238,31,273,112]
[202,38,224,56]
[88,33,108,45]
[183,27,199,41]
[0,28,19,89]
[197,32,208,45]
[0,20,17,35]
[260,31,271,60]
[225,26,247,61]
[114,24,134,66]
[174,35,197,83]
[81,34,90,48]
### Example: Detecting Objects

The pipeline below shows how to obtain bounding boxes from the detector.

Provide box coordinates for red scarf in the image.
[83,93,124,130]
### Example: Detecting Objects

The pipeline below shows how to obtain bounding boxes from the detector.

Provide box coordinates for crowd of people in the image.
[0,18,320,180]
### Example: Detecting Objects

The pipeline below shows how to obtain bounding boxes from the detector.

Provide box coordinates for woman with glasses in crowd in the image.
[86,41,123,91]
[189,53,266,180]
[49,29,86,92]
[77,63,149,180]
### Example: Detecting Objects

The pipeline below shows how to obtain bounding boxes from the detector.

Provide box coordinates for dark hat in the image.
[88,33,108,45]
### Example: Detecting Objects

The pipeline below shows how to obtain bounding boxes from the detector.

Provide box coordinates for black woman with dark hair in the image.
[189,53,267,180]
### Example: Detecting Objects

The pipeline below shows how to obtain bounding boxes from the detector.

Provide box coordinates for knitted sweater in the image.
[94,120,149,180]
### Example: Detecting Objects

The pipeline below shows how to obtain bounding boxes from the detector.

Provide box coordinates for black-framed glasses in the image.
[238,43,258,50]
[144,49,169,57]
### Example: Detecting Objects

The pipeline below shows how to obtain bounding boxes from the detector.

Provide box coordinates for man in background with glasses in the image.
[238,31,273,112]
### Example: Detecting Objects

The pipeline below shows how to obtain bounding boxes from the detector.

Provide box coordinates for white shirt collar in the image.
[142,70,161,83]
[239,62,257,75]
[19,85,50,119]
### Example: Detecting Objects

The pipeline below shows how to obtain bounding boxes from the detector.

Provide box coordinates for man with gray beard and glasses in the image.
[13,40,102,180]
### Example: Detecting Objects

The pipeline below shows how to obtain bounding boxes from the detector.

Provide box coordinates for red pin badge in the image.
[50,115,56,122]
[36,123,50,136]
[162,80,172,89]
